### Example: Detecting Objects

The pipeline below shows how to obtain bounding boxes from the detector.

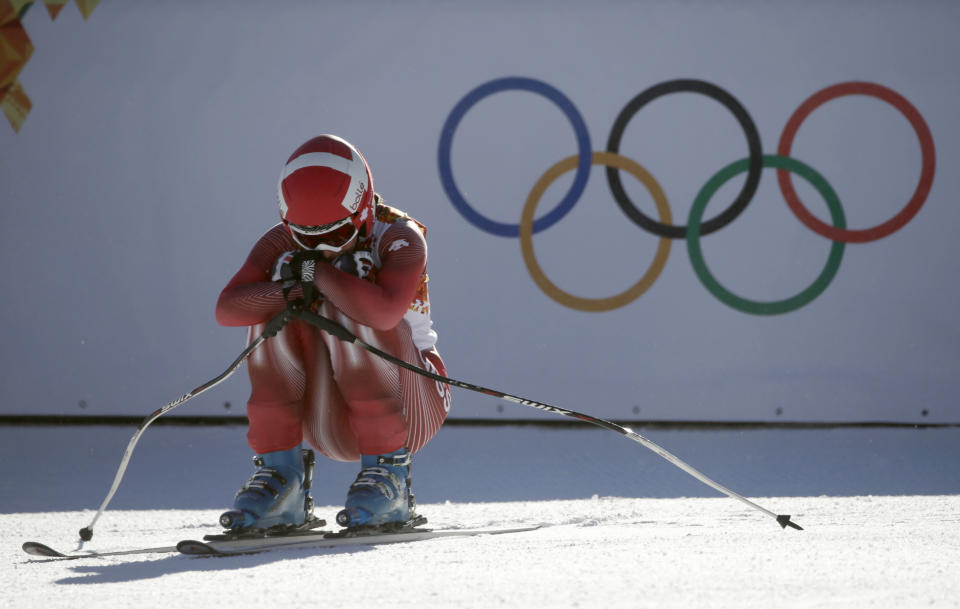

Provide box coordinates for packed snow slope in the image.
[4,425,960,608]
[7,497,960,609]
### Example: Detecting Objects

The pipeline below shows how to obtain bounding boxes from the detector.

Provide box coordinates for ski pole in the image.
[296,309,803,531]
[78,308,297,542]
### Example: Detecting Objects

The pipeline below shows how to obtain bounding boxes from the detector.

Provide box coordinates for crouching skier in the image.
[214,134,452,534]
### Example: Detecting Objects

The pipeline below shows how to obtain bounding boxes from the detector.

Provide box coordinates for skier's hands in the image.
[277,247,373,282]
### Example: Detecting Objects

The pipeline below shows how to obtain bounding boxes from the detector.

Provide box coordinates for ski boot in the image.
[336,447,419,529]
[219,446,317,533]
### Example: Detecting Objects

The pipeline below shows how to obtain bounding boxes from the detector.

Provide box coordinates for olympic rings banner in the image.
[438,77,936,314]
[1,2,958,423]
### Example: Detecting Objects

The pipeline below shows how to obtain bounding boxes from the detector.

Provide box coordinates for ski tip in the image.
[776,515,804,531]
[23,541,67,557]
[177,539,221,556]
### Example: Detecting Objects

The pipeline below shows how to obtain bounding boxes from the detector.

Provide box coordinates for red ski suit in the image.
[216,202,451,460]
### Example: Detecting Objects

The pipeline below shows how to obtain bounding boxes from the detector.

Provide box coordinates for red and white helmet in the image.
[277,134,375,252]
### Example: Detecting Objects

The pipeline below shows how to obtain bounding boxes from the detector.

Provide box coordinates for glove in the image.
[333,250,375,280]
[272,251,322,306]
[271,251,297,282]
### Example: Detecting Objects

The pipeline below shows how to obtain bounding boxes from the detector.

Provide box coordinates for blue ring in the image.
[437,77,592,237]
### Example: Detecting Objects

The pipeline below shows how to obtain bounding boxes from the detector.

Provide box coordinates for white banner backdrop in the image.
[1,0,957,422]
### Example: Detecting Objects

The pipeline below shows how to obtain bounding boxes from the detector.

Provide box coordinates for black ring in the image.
[605,79,763,238]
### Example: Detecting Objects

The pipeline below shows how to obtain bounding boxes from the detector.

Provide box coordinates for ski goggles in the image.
[286,217,359,253]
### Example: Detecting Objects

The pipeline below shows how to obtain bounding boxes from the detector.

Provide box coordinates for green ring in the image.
[686,154,846,315]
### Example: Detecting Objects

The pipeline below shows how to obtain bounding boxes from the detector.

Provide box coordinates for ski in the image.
[22,516,330,561]
[23,523,541,560]
[20,527,331,561]
[178,525,541,556]
[22,541,179,561]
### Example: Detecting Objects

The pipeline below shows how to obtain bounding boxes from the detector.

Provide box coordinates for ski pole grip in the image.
[300,259,316,283]
[296,310,357,344]
[263,309,295,337]
[294,255,321,306]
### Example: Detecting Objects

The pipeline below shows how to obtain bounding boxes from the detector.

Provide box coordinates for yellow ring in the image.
[519,151,673,312]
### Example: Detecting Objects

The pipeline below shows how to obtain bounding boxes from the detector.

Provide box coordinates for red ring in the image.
[777,82,936,243]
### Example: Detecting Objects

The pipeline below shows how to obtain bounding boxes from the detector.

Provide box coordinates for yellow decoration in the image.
[1,78,31,131]
[1,0,99,132]
[1,0,35,27]
[0,19,33,90]
[74,0,97,20]
[44,0,68,20]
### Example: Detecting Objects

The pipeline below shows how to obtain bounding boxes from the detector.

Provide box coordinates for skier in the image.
[215,134,451,532]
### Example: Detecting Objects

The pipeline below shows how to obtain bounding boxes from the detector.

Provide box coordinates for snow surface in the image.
[4,425,960,608]
[7,497,960,609]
